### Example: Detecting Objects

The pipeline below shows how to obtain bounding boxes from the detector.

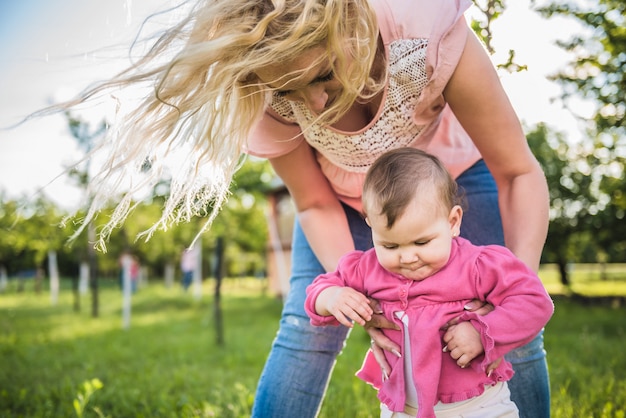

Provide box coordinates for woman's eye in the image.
[273,72,334,99]
[317,71,334,83]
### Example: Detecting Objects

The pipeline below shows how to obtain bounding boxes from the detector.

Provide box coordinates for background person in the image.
[180,246,197,292]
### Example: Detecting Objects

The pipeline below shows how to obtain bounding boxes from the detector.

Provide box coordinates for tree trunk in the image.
[214,237,225,346]
[34,268,43,293]
[600,262,607,281]
[72,274,80,312]
[88,222,99,318]
[557,257,570,287]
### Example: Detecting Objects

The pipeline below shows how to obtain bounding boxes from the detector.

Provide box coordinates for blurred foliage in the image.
[471,0,528,72]
[535,0,625,137]
[526,1,626,283]
[2,1,626,288]
[0,156,272,282]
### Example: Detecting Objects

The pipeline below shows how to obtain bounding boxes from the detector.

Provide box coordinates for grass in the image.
[1,279,277,417]
[1,267,625,418]
[538,263,626,298]
[545,298,626,418]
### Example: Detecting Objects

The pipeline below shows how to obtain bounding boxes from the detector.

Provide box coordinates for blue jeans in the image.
[251,160,550,418]
[182,271,193,291]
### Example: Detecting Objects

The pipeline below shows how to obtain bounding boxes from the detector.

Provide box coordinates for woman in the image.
[56,0,551,416]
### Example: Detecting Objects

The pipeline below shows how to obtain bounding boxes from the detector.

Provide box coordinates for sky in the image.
[0,0,585,210]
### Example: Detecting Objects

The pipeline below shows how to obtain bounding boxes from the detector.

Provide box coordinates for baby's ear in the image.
[448,205,463,234]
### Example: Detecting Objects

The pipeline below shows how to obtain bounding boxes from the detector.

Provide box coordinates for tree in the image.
[79,155,274,289]
[536,0,625,138]
[219,157,273,276]
[65,112,107,317]
[526,124,599,284]
[471,0,528,72]
[0,195,68,291]
[535,0,626,263]
[0,197,25,276]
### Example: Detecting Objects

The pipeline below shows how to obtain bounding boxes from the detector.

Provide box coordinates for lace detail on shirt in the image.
[270,38,429,173]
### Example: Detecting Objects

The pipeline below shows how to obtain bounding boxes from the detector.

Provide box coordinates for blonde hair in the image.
[53,0,382,250]
[362,148,461,229]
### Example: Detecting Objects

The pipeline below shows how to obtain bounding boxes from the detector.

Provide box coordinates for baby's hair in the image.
[40,0,384,249]
[362,148,461,229]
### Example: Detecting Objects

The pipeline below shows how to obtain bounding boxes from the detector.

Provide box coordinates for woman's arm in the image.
[271,141,402,367]
[269,141,355,273]
[444,28,549,272]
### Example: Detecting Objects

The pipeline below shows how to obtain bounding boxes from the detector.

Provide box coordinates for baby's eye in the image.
[383,244,398,250]
[414,240,430,246]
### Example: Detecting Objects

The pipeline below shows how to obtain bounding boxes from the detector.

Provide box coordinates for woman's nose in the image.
[300,85,329,114]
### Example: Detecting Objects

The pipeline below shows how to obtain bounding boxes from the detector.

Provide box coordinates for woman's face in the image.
[255,46,343,115]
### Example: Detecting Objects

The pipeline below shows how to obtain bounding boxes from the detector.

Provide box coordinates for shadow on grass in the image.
[552,292,626,308]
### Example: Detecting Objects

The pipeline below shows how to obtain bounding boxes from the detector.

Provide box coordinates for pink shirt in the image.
[245,0,481,212]
[305,238,553,418]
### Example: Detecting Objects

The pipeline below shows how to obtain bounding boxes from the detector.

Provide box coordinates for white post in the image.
[164,263,174,288]
[192,239,203,300]
[79,262,89,295]
[48,250,60,305]
[0,266,7,292]
[120,254,133,329]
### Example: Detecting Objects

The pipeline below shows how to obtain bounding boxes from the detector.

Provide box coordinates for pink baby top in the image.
[305,237,554,418]
[245,0,482,213]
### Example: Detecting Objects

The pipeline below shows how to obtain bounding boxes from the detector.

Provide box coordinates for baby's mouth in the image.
[403,263,422,272]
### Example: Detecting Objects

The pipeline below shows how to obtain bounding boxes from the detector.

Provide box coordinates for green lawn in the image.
[539,263,626,298]
[0,269,625,417]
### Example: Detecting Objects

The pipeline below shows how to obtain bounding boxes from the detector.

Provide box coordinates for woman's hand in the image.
[441,299,494,330]
[363,299,401,381]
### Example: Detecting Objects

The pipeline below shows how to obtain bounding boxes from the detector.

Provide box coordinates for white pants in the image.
[380,381,519,418]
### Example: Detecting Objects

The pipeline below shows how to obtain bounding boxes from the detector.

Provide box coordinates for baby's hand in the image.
[441,321,483,368]
[317,286,373,327]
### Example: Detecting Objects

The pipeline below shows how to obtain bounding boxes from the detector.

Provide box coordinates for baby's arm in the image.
[315,286,374,328]
[441,245,554,371]
[441,321,483,368]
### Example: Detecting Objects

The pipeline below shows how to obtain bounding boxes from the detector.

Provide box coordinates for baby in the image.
[305,148,554,418]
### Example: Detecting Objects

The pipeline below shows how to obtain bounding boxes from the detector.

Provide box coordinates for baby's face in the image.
[368,196,461,281]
